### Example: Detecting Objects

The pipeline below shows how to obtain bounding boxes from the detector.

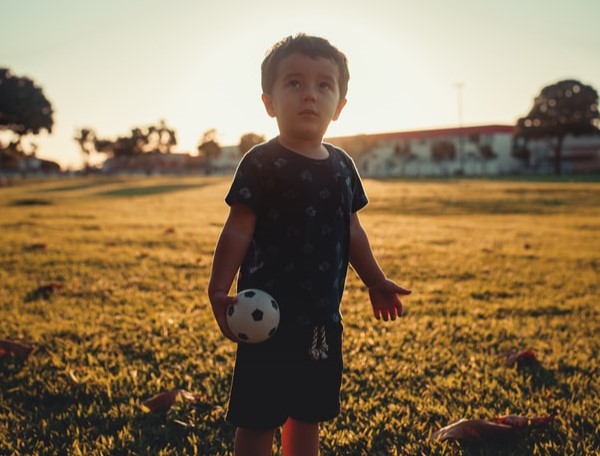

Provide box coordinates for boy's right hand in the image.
[209,290,238,342]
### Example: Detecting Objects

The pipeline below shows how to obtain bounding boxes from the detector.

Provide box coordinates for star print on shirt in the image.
[224,138,369,324]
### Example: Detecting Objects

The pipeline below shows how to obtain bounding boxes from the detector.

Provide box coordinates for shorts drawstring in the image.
[309,325,329,360]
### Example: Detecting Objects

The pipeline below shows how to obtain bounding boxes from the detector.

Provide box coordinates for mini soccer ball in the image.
[226,289,280,343]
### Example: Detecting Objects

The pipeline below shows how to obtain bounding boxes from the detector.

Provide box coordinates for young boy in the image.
[208,33,411,456]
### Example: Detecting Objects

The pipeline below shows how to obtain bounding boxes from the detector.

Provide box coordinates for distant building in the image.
[100,146,242,175]
[101,152,206,175]
[211,145,241,174]
[0,153,61,176]
[520,134,600,174]
[96,125,600,176]
[328,124,600,177]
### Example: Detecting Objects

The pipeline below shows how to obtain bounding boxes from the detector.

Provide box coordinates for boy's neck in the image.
[277,136,329,159]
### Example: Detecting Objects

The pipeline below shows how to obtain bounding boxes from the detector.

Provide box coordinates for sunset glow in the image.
[2,0,599,169]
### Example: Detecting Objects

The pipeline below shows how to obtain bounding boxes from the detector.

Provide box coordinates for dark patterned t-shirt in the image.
[225,138,368,325]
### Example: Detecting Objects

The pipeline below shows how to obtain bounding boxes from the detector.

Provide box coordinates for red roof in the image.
[327,124,515,142]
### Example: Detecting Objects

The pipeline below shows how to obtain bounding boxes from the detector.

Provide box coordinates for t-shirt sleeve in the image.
[225,152,263,213]
[349,156,368,213]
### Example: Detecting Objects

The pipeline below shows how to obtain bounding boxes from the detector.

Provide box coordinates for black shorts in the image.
[226,321,344,431]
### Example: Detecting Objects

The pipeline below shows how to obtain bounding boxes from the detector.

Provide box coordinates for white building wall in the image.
[524,134,600,173]
[212,145,241,174]
[359,131,517,177]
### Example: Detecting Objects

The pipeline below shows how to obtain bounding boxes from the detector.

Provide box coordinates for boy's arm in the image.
[349,212,411,321]
[208,203,256,340]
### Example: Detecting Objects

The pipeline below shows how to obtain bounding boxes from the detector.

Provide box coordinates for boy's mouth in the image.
[299,109,318,116]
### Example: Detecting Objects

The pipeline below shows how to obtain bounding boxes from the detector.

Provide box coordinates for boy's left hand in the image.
[368,279,411,321]
[209,290,238,342]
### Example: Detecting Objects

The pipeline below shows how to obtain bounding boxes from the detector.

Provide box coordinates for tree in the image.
[0,68,53,137]
[511,141,532,169]
[468,133,497,175]
[146,119,177,154]
[514,79,600,174]
[0,139,24,169]
[393,141,417,175]
[478,145,497,175]
[82,120,178,160]
[73,128,97,170]
[239,132,266,156]
[0,68,53,168]
[197,129,221,175]
[431,140,456,175]
[333,134,379,171]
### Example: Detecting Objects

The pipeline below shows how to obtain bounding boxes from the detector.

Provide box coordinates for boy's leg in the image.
[234,427,276,456]
[281,418,319,456]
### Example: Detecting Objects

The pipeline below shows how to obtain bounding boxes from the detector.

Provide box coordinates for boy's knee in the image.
[235,427,276,456]
[282,418,320,456]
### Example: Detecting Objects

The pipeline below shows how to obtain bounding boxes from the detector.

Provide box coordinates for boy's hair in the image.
[261,33,350,101]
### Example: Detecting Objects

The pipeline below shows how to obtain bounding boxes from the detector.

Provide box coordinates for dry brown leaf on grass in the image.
[34,282,63,298]
[432,418,515,442]
[498,348,538,367]
[432,414,555,442]
[490,414,556,428]
[142,389,206,413]
[142,389,179,412]
[26,242,47,250]
[0,339,34,360]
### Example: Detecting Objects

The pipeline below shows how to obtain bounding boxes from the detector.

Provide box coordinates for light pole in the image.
[455,82,465,171]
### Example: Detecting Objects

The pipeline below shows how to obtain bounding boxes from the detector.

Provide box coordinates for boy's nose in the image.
[303,88,317,101]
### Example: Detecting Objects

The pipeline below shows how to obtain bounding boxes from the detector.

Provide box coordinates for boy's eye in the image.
[288,80,301,88]
[319,82,333,91]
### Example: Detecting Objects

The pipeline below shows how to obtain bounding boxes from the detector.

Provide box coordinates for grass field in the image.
[1,176,599,455]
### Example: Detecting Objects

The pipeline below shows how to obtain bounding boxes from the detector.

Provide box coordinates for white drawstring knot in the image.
[309,325,329,360]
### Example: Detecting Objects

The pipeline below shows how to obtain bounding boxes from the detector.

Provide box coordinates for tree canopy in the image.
[238,132,266,156]
[197,129,221,175]
[514,79,599,174]
[431,140,456,163]
[334,134,379,164]
[75,120,178,160]
[0,68,53,137]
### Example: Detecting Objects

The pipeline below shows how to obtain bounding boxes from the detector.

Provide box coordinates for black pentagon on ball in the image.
[251,309,264,321]
[227,306,235,317]
[238,333,249,341]
[244,291,256,298]
[268,327,277,337]
[271,300,278,310]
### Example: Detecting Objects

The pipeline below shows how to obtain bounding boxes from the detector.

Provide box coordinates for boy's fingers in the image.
[393,304,403,320]
[396,286,411,295]
[373,307,381,320]
[218,316,237,342]
[373,300,408,321]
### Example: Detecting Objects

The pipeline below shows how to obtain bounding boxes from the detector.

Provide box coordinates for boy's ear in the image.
[261,93,276,118]
[332,98,347,121]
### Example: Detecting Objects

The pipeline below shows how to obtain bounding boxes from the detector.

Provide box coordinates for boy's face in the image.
[262,52,347,143]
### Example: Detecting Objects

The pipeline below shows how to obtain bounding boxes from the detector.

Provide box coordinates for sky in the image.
[2,0,599,169]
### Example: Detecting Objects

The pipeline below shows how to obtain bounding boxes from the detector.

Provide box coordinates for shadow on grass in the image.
[445,421,558,456]
[457,439,532,456]
[130,398,232,454]
[24,283,63,302]
[97,183,207,197]
[0,357,29,376]
[9,198,53,206]
[518,360,558,390]
[37,179,126,193]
